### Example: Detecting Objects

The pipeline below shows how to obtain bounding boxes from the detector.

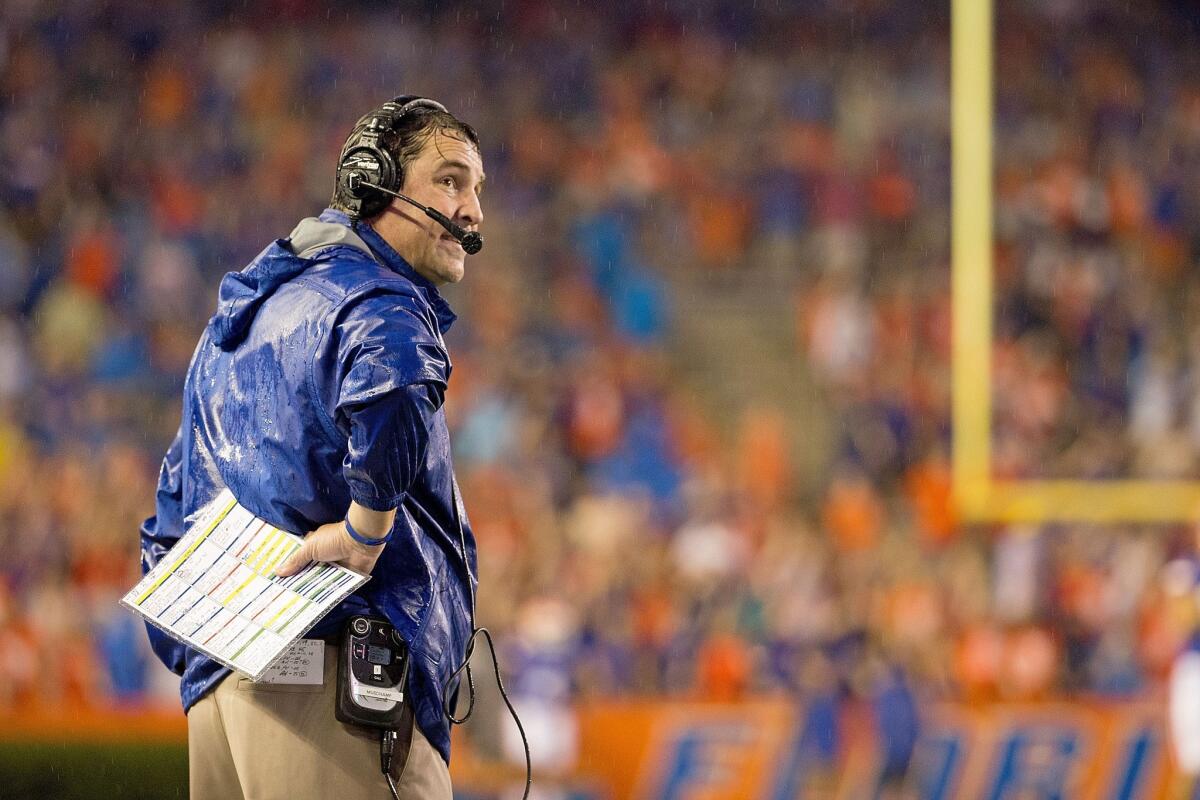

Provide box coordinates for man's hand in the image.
[276,503,397,578]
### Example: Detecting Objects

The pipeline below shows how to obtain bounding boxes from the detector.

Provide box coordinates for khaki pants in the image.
[187,645,451,800]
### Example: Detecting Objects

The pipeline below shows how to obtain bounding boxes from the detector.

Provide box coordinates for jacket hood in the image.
[207,216,372,350]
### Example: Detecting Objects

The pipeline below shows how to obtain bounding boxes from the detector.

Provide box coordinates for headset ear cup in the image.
[335,143,398,220]
[364,148,398,217]
[360,147,398,219]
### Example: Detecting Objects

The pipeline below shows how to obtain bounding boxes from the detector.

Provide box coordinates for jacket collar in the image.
[318,208,458,334]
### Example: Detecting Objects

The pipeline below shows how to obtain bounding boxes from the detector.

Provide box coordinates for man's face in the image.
[375,128,485,285]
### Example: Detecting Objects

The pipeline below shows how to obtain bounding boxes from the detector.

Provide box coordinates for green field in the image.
[0,742,187,800]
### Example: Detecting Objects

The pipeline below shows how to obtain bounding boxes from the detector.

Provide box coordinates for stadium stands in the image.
[1,1,1197,769]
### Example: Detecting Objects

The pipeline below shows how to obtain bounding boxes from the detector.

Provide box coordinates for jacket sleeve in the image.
[334,292,449,511]
[138,424,190,675]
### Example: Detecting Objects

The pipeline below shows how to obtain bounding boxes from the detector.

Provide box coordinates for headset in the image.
[333,95,483,255]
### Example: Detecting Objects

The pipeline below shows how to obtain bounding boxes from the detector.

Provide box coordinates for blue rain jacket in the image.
[139,208,477,763]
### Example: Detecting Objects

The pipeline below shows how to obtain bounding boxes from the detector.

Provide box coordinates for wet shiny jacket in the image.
[139,208,477,763]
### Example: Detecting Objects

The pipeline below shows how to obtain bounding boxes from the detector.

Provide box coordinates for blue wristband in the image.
[344,517,391,546]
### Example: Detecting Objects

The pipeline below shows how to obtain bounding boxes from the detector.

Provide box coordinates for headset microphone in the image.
[349,173,484,255]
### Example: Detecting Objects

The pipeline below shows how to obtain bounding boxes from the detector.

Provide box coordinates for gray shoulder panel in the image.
[286,217,373,260]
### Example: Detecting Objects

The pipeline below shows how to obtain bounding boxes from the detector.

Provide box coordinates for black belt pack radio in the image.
[335,615,411,730]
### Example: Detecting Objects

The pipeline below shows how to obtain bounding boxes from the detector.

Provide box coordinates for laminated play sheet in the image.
[122,488,368,681]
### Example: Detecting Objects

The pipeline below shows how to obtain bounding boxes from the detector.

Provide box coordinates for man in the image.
[139,96,485,799]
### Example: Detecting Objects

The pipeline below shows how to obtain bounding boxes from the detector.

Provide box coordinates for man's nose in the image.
[458,192,483,228]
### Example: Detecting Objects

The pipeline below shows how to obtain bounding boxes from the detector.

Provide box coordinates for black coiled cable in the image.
[443,480,531,800]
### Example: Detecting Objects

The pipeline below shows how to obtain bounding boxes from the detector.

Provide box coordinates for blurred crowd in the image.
[3,0,1200,772]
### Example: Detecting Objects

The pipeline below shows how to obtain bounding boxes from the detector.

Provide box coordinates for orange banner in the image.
[456,699,1180,799]
[0,699,1184,798]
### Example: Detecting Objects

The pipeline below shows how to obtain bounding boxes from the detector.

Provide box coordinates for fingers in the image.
[276,537,315,577]
[276,524,337,577]
[334,555,376,577]
[274,521,383,578]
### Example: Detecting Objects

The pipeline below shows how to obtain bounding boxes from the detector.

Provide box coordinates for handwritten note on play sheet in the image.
[122,489,367,681]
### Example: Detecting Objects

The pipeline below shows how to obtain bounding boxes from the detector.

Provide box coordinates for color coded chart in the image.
[122,488,368,681]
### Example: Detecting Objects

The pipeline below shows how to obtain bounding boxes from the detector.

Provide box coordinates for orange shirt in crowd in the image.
[697,633,752,702]
[823,475,883,553]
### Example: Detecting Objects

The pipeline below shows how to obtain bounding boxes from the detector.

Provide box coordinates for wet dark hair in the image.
[329,104,480,213]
